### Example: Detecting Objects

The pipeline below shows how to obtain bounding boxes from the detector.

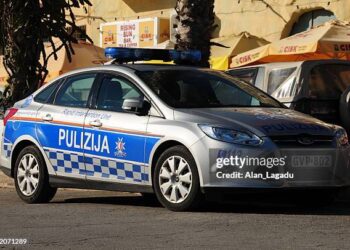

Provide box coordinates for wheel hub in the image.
[158,156,193,204]
[25,170,31,177]
[170,174,179,184]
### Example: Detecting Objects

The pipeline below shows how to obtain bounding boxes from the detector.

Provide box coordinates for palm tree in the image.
[175,0,216,67]
[0,0,92,106]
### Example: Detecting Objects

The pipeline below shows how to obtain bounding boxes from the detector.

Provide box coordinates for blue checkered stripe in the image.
[3,143,12,158]
[44,148,149,183]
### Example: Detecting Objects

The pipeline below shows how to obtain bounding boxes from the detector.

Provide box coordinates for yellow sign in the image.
[139,21,155,48]
[102,24,117,47]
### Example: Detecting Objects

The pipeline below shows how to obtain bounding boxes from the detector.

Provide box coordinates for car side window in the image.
[96,75,142,112]
[34,80,61,103]
[54,74,96,108]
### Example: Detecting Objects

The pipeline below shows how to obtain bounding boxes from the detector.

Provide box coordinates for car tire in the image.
[153,145,202,211]
[14,145,57,204]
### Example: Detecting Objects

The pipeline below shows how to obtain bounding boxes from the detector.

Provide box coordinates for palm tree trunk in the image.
[175,0,216,67]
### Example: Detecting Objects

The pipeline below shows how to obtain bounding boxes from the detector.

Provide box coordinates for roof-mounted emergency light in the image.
[104,47,201,64]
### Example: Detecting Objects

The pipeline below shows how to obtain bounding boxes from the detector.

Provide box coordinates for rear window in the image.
[309,64,350,99]
[34,81,60,103]
[54,74,96,108]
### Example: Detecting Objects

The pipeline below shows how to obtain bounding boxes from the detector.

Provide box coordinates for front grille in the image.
[269,134,334,148]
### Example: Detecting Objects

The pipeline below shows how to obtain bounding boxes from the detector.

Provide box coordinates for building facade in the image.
[75,0,350,47]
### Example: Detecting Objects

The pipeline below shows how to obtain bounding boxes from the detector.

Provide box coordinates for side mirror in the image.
[122,98,151,115]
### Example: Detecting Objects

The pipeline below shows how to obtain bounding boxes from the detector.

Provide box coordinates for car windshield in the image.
[136,69,283,109]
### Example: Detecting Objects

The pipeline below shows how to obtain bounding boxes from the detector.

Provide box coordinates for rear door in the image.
[83,72,151,185]
[36,73,98,179]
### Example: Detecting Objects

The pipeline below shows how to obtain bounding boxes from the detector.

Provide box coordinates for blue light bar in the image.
[105,47,201,64]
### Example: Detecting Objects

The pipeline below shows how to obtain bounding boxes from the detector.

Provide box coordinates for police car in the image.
[0,48,349,211]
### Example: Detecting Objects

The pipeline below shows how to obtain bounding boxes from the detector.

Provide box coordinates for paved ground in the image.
[1,187,350,249]
[0,172,12,188]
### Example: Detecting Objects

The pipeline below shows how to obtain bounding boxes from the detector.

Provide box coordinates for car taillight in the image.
[3,108,18,126]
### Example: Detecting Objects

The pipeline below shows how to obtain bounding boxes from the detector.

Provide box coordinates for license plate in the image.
[291,155,332,168]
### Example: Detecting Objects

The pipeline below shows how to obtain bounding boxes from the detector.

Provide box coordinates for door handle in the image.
[89,120,102,127]
[42,114,53,122]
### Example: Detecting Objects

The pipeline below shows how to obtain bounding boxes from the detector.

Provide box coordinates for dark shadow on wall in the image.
[123,0,176,13]
[212,14,221,39]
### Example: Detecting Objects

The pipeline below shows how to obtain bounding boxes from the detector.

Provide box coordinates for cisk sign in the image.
[100,17,170,48]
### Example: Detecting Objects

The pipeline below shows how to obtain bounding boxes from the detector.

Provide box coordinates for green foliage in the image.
[0,0,92,105]
[175,0,217,67]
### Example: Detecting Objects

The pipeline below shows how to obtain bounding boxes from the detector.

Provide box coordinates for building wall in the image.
[215,0,350,41]
[75,0,350,45]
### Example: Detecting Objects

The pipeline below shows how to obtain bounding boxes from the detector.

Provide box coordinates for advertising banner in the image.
[100,18,169,48]
[117,21,139,47]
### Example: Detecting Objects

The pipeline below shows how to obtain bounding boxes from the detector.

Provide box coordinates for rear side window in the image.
[267,67,296,95]
[34,80,60,103]
[54,74,96,108]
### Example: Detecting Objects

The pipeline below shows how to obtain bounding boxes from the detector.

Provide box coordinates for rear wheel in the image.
[153,146,202,211]
[14,145,57,203]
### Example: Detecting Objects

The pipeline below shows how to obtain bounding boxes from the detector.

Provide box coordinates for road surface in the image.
[0,187,350,249]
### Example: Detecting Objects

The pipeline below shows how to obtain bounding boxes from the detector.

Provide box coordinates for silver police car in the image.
[1,62,349,211]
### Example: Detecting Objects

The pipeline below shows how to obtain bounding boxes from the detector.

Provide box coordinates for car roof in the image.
[112,63,203,71]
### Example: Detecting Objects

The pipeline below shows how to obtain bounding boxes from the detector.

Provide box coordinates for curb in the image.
[0,172,13,188]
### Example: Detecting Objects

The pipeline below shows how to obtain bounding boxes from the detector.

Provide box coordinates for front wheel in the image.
[14,145,57,203]
[153,146,202,211]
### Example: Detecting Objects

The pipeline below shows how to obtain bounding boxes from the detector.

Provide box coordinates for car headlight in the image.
[198,124,263,146]
[335,127,348,146]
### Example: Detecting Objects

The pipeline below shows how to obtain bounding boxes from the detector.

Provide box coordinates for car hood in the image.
[174,107,335,137]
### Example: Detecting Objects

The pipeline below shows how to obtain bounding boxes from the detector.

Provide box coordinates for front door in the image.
[83,73,150,185]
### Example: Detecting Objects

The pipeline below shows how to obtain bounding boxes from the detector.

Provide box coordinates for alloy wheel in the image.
[158,156,192,204]
[16,154,40,196]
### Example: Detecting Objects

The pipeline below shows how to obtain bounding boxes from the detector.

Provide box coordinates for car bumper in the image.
[190,136,350,189]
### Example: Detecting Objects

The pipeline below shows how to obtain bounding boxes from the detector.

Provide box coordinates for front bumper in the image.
[191,136,350,189]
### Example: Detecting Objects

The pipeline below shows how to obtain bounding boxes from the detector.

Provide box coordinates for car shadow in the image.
[56,194,350,216]
[59,195,162,208]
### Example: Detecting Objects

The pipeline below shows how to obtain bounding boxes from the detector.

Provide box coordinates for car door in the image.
[83,72,150,185]
[36,73,98,179]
